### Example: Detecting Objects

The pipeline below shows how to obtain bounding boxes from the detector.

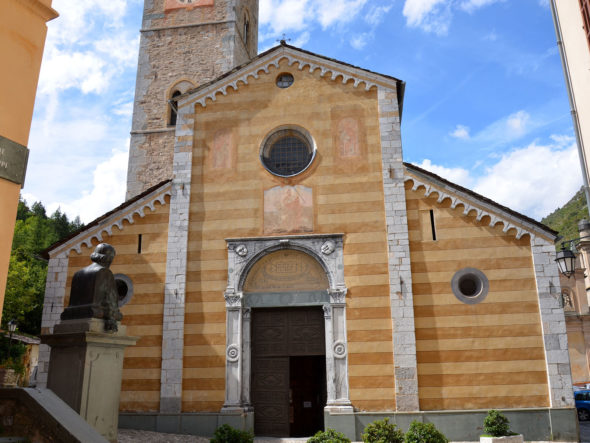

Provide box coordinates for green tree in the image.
[2,198,83,335]
[542,187,588,245]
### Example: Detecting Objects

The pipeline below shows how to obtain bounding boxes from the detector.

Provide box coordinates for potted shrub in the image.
[480,410,523,443]
[210,424,253,443]
[308,428,351,443]
[404,421,448,443]
[362,418,404,443]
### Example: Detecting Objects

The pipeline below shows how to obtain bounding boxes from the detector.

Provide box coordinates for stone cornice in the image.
[404,170,554,241]
[50,183,172,258]
[20,0,59,22]
[180,46,397,109]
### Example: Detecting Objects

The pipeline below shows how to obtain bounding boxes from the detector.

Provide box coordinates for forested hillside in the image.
[541,187,589,243]
[2,200,82,335]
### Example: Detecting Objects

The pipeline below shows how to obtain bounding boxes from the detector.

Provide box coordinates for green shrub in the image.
[483,410,510,437]
[404,421,448,443]
[0,335,26,365]
[362,418,404,443]
[307,428,351,443]
[210,424,253,443]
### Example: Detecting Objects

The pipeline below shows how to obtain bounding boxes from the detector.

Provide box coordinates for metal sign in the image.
[0,136,29,186]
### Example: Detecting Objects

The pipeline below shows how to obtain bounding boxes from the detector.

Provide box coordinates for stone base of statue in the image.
[41,318,138,443]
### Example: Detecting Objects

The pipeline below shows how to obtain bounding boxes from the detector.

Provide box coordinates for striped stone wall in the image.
[61,200,171,412]
[405,181,550,410]
[181,58,397,412]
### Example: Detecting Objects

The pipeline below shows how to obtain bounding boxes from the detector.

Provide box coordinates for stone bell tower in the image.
[126,0,259,199]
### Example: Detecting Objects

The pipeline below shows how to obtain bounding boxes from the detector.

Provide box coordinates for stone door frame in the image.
[222,234,353,414]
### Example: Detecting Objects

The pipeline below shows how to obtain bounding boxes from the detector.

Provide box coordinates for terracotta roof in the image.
[39,179,172,259]
[174,42,406,118]
[404,162,557,237]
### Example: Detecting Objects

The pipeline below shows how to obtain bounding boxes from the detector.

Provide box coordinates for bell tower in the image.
[126,0,258,198]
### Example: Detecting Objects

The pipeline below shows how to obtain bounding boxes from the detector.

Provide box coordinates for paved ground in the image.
[118,429,582,443]
[118,430,314,443]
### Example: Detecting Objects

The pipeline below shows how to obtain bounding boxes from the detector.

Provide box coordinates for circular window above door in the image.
[260,126,316,177]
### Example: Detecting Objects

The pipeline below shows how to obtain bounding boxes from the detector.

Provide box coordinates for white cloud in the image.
[46,149,128,223]
[403,0,451,35]
[351,33,371,50]
[38,0,139,96]
[550,134,575,145]
[460,0,504,14]
[39,50,108,94]
[403,0,504,34]
[364,5,393,26]
[315,0,369,29]
[259,0,369,42]
[473,110,534,147]
[417,137,581,220]
[292,32,311,47]
[417,159,474,188]
[450,124,471,140]
[260,0,310,35]
[114,102,134,117]
[506,110,530,134]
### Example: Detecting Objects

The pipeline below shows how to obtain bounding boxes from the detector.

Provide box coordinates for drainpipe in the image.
[550,0,590,219]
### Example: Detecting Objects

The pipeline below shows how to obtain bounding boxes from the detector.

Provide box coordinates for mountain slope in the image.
[542,187,588,242]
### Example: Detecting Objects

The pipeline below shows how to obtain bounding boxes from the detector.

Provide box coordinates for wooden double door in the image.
[251,306,327,437]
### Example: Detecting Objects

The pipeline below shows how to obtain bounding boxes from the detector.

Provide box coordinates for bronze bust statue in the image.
[61,243,123,331]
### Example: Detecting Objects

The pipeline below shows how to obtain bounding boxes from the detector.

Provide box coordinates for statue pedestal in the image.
[41,318,138,443]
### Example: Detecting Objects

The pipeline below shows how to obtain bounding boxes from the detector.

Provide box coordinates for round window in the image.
[260,126,316,177]
[451,268,489,304]
[276,73,294,88]
[114,273,134,307]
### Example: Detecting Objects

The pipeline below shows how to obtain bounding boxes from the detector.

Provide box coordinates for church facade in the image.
[37,0,578,440]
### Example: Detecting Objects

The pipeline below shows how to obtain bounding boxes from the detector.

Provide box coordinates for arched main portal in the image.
[221,235,352,435]
[246,250,328,436]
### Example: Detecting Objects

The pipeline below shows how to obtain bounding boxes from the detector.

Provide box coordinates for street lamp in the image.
[555,245,577,278]
[555,220,590,278]
[7,319,16,359]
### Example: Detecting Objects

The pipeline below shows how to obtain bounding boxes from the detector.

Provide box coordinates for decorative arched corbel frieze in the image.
[404,175,550,241]
[49,183,172,258]
[184,48,384,109]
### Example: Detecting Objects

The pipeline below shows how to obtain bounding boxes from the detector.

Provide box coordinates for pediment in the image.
[178,44,403,110]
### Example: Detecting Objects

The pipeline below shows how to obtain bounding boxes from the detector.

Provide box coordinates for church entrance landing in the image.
[252,307,326,437]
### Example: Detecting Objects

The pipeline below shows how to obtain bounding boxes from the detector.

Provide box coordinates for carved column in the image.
[242,307,252,408]
[222,291,245,412]
[325,289,353,412]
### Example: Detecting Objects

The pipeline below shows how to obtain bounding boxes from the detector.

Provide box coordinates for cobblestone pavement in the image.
[118,430,581,443]
[118,430,316,443]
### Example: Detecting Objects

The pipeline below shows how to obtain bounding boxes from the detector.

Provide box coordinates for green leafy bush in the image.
[308,428,351,443]
[210,424,253,443]
[483,410,510,437]
[404,421,448,443]
[362,418,404,443]
[0,335,26,364]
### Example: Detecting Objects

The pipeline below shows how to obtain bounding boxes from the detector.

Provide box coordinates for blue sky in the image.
[24,0,581,223]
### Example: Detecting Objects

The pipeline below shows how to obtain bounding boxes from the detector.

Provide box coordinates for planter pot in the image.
[0,368,20,387]
[480,435,523,443]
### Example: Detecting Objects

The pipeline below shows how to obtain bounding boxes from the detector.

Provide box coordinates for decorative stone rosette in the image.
[226,344,240,363]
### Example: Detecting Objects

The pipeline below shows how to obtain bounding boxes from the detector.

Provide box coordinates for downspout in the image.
[550,0,590,219]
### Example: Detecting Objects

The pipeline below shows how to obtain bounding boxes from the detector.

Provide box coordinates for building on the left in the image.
[0,0,58,324]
